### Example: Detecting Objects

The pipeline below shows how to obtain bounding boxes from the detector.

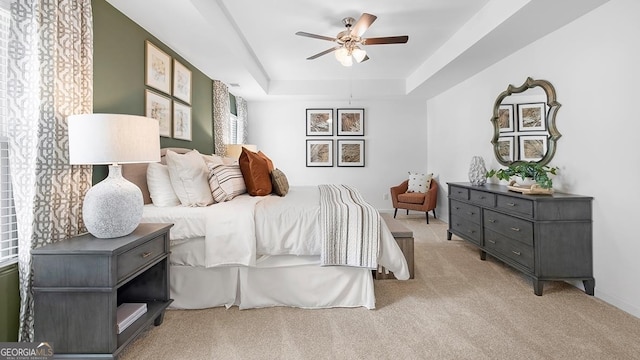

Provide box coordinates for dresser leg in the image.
[583,279,595,296]
[154,311,166,326]
[533,279,544,296]
[447,231,452,240]
[480,250,486,261]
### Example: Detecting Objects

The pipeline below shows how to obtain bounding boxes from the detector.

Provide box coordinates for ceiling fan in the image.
[296,13,409,66]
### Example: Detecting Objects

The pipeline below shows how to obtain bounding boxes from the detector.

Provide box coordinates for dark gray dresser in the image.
[447,182,594,296]
[32,223,173,359]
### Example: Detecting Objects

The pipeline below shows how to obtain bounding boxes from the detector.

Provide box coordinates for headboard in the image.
[122,147,192,204]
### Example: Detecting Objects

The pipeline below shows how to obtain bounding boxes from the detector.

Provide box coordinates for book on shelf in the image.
[117,303,147,334]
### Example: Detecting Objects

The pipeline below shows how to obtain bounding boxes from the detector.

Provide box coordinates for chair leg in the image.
[425,212,429,224]
[432,209,437,219]
[393,208,398,218]
[406,209,409,215]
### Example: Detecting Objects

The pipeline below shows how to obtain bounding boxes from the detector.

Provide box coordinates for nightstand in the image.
[32,223,173,359]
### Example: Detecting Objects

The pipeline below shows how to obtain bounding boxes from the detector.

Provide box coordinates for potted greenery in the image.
[486,162,558,189]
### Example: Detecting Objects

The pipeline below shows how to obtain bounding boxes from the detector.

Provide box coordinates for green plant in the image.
[486,162,558,189]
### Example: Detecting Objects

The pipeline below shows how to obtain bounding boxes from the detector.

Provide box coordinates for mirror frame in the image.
[491,77,562,166]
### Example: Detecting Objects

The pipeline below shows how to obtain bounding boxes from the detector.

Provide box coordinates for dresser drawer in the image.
[483,209,533,246]
[450,199,481,224]
[450,214,482,245]
[496,195,533,217]
[469,189,495,207]
[449,186,469,200]
[484,229,534,272]
[117,234,166,281]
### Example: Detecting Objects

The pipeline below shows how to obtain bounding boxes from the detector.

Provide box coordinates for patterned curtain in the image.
[7,0,93,341]
[212,80,230,156]
[236,96,248,144]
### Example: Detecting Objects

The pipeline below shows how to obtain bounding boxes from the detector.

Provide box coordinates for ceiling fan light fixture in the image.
[340,55,353,67]
[335,47,349,62]
[352,47,367,63]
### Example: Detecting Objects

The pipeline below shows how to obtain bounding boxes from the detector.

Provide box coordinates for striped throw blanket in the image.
[318,184,379,269]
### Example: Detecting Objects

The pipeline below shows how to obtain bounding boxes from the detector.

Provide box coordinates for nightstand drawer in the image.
[450,199,481,224]
[485,229,534,272]
[483,209,533,245]
[470,189,495,207]
[449,186,469,200]
[450,214,482,245]
[117,234,166,281]
[496,195,533,217]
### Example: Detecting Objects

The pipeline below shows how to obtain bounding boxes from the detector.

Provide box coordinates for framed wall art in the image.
[173,101,192,141]
[173,59,192,104]
[306,109,333,136]
[517,103,546,131]
[519,135,548,162]
[145,90,172,137]
[306,139,333,167]
[145,40,171,95]
[337,108,364,136]
[498,104,514,132]
[337,139,365,167]
[497,136,515,163]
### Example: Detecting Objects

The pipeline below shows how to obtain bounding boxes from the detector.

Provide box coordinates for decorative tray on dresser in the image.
[446,182,594,296]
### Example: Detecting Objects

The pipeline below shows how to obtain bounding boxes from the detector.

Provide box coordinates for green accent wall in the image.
[0,262,19,342]
[92,0,215,182]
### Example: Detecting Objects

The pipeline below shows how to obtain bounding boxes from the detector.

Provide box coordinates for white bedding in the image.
[141,186,410,280]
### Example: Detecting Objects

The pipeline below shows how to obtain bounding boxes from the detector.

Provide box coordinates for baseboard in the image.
[594,290,640,319]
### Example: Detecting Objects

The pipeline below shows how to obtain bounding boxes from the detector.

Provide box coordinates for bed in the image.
[123,148,409,310]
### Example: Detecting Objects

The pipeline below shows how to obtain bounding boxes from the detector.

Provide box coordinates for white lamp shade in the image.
[226,144,258,159]
[334,47,349,62]
[68,114,161,165]
[340,55,353,67]
[352,47,367,63]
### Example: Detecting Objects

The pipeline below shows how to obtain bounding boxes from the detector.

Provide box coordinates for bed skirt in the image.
[169,256,375,310]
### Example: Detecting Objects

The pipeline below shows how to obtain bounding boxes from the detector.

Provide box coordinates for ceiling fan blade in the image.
[307,46,342,60]
[350,13,377,38]
[360,55,370,63]
[362,36,409,45]
[295,31,337,42]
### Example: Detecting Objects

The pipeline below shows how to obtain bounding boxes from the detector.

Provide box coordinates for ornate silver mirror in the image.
[490,77,561,166]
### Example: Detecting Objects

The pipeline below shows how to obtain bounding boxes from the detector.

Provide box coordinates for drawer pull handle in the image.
[467,230,475,234]
[141,252,152,258]
[455,207,460,210]
[487,239,496,244]
[488,219,496,223]
[479,196,485,199]
[466,212,474,215]
[512,251,521,256]
[506,203,516,207]
[510,227,520,232]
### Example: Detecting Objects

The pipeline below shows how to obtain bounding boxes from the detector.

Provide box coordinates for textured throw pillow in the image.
[407,172,433,193]
[208,162,247,202]
[239,147,272,196]
[202,153,237,166]
[146,163,181,207]
[165,149,214,206]
[270,168,289,197]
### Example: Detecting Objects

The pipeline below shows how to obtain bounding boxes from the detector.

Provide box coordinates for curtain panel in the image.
[7,0,93,341]
[212,80,230,156]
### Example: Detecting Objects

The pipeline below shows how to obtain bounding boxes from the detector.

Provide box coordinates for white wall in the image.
[426,0,640,317]
[248,98,427,210]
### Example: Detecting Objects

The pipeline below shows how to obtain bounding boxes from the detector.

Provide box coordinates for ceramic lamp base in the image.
[83,165,143,238]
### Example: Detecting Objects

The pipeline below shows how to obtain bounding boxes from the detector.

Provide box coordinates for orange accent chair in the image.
[390,179,438,223]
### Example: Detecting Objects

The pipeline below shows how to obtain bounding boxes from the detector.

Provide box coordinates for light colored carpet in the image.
[120,215,640,360]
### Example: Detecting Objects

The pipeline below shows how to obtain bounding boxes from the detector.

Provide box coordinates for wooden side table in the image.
[32,223,173,359]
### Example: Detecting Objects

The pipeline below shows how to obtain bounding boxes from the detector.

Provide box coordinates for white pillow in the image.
[207,163,247,202]
[146,163,180,207]
[165,149,214,206]
[202,153,237,166]
[407,172,433,193]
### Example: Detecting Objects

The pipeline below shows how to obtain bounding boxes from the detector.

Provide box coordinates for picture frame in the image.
[145,90,172,137]
[306,109,333,136]
[173,59,192,104]
[497,136,515,163]
[517,103,546,131]
[498,104,514,133]
[519,135,548,162]
[337,139,365,167]
[173,101,192,141]
[337,108,365,136]
[306,139,333,167]
[145,41,171,95]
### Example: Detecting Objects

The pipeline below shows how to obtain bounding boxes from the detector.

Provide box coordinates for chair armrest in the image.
[390,180,409,207]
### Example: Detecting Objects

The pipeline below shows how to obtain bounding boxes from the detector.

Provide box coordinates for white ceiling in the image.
[105,0,610,100]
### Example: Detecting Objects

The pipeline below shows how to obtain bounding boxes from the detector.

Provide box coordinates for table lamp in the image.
[68,114,160,238]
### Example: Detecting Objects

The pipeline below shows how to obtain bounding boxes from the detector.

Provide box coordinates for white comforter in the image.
[141,186,410,280]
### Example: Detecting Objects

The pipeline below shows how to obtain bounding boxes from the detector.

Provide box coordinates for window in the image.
[0,4,17,266]
[228,113,238,144]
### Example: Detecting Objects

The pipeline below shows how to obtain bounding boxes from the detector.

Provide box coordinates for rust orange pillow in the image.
[239,147,272,196]
[257,151,274,172]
